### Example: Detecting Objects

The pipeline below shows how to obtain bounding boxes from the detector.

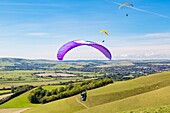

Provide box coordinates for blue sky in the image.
[0,0,170,60]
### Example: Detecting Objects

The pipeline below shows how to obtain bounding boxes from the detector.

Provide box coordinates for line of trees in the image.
[28,78,113,104]
[0,85,34,105]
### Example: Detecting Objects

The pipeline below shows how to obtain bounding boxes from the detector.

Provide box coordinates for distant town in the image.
[0,58,169,81]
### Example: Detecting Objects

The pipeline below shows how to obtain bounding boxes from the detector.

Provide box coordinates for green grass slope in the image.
[0,90,11,94]
[83,71,170,107]
[24,96,85,113]
[76,86,170,113]
[120,105,170,113]
[24,71,170,113]
[0,90,39,108]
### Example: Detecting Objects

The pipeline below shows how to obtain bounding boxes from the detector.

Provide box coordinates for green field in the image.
[42,85,66,91]
[0,70,56,88]
[0,89,39,108]
[120,105,170,113]
[0,70,86,88]
[53,64,83,69]
[24,96,85,113]
[76,85,170,113]
[96,61,134,67]
[23,71,170,113]
[0,90,11,94]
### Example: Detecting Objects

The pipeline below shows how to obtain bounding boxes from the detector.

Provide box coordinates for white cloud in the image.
[26,32,48,36]
[0,3,68,7]
[144,32,170,39]
[0,11,45,14]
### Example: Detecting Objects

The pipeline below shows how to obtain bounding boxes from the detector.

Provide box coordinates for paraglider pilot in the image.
[81,90,87,101]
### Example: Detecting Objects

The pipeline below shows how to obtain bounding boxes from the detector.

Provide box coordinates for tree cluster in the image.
[28,78,113,104]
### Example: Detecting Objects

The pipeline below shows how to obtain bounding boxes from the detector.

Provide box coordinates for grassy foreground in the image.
[76,85,170,113]
[24,96,85,113]
[120,105,170,113]
[0,90,39,108]
[24,71,170,113]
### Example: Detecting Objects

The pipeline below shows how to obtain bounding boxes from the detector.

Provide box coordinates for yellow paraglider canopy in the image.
[100,30,109,36]
[119,2,133,9]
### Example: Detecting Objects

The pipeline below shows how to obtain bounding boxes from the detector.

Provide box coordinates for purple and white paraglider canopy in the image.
[57,40,112,60]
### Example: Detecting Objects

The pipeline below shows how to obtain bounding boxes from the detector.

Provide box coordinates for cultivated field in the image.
[35,73,77,77]
[0,90,11,94]
[42,85,66,91]
[0,93,13,100]
[0,70,96,88]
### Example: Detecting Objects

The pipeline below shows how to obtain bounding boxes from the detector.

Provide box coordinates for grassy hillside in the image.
[24,96,85,113]
[83,71,170,107]
[24,71,170,113]
[0,90,39,108]
[120,105,170,113]
[76,86,170,113]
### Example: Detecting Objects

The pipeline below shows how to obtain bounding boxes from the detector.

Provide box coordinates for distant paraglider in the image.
[119,2,133,9]
[100,30,109,42]
[100,30,108,36]
[57,40,112,60]
[119,2,133,16]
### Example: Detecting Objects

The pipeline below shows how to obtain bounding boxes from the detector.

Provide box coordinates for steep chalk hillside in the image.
[24,71,170,113]
[24,96,85,113]
[81,71,170,107]
[76,85,170,113]
[120,105,170,113]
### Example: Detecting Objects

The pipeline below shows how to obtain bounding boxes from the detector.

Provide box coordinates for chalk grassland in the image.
[120,105,170,113]
[0,90,39,108]
[76,86,170,113]
[24,71,170,113]
[84,71,170,107]
[0,108,30,113]
[24,96,85,113]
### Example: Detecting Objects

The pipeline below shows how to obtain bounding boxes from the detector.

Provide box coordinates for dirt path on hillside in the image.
[0,108,30,113]
[76,97,89,109]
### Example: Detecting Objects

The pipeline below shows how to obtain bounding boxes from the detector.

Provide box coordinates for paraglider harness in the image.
[81,90,87,101]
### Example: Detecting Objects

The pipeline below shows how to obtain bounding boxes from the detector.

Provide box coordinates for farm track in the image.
[0,108,30,113]
[76,97,89,109]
